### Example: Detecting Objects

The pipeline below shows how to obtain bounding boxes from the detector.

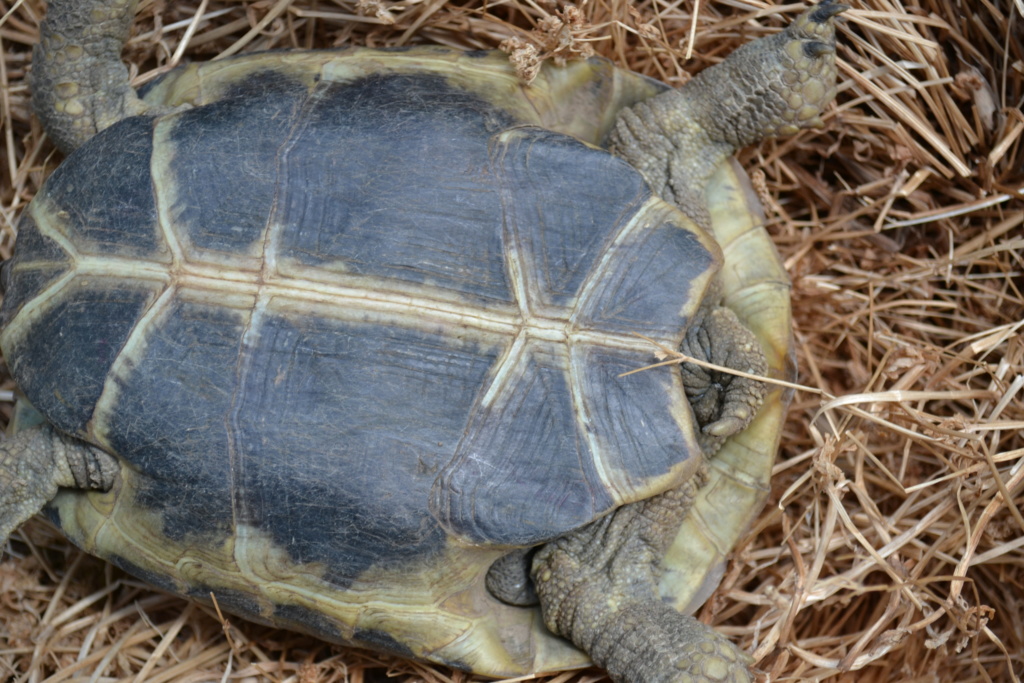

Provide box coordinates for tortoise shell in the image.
[1,48,791,675]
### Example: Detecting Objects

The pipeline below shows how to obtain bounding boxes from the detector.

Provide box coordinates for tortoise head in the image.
[686,0,849,149]
[606,1,847,222]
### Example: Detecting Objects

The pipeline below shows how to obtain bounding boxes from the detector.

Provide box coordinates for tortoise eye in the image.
[0,259,13,294]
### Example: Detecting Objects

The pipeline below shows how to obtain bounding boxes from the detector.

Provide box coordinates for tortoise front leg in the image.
[0,426,119,547]
[531,467,752,683]
[32,0,153,154]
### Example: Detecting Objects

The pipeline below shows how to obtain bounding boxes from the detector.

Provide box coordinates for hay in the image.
[1,0,1022,680]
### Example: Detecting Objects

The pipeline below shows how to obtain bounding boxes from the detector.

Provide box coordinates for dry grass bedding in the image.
[0,0,1022,681]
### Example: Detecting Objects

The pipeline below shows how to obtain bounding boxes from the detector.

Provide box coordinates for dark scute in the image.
[353,628,416,658]
[99,292,501,588]
[0,212,71,328]
[6,282,159,436]
[275,74,514,304]
[578,346,696,481]
[38,116,161,258]
[101,552,183,595]
[188,585,264,625]
[0,259,11,293]
[576,219,714,338]
[494,128,650,308]
[273,603,346,641]
[431,341,613,545]
[166,70,310,256]
[136,73,166,100]
[105,298,244,542]
[229,312,500,586]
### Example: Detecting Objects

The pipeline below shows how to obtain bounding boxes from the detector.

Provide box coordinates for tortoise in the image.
[0,1,845,680]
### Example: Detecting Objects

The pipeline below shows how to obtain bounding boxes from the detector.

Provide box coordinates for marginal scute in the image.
[658,162,790,617]
[276,603,347,641]
[101,552,184,596]
[143,48,667,145]
[353,628,417,658]
[187,585,265,624]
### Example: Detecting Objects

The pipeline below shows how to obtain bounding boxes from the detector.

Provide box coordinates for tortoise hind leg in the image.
[0,426,118,547]
[531,468,752,683]
[681,300,769,456]
[32,0,154,154]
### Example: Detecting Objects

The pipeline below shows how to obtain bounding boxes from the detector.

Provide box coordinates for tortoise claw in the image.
[789,0,848,43]
[803,40,836,59]
[810,0,850,25]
